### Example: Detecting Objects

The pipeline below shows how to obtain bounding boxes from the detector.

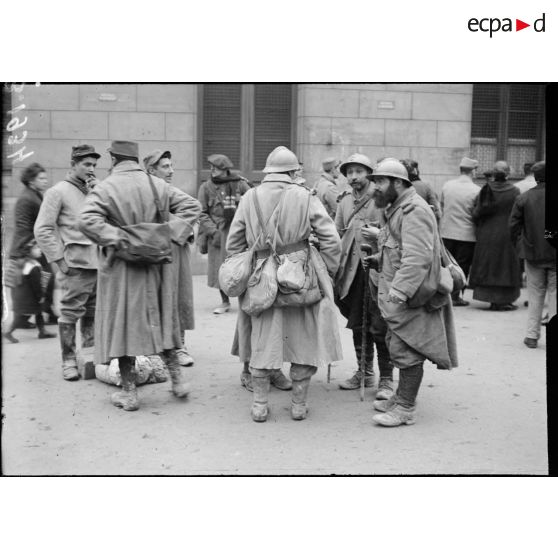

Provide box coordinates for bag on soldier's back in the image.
[240,254,278,316]
[219,247,255,297]
[274,244,323,308]
[109,173,173,266]
[113,221,173,265]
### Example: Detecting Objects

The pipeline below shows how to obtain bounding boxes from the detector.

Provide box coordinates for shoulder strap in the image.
[345,192,374,227]
[252,187,287,252]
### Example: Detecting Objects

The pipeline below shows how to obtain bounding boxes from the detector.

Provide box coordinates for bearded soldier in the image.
[370,158,458,426]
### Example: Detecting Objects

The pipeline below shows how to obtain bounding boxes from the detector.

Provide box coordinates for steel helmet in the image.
[262,146,300,173]
[339,153,373,176]
[371,158,411,184]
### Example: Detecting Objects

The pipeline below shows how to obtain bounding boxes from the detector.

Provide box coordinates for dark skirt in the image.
[11,281,42,315]
[473,285,520,305]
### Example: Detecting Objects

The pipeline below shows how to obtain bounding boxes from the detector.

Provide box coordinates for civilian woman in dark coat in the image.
[7,163,57,324]
[469,161,522,310]
[3,241,56,343]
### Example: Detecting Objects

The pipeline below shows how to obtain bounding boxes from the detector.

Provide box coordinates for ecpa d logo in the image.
[468,13,545,37]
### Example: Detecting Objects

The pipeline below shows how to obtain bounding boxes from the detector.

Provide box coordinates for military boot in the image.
[291,377,311,420]
[58,322,79,381]
[373,396,397,413]
[80,316,95,348]
[339,329,374,389]
[373,364,423,427]
[270,369,292,390]
[162,349,190,398]
[251,374,270,422]
[373,404,416,426]
[375,339,394,400]
[111,356,139,411]
[79,316,96,380]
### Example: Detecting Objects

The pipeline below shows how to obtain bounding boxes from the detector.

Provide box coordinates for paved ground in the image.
[1,276,549,475]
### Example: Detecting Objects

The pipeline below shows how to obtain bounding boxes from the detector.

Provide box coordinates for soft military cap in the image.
[322,157,339,172]
[208,154,234,170]
[143,149,171,170]
[108,140,139,159]
[72,144,101,160]
[459,157,479,169]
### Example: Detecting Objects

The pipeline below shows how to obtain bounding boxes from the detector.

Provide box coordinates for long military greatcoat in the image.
[378,187,458,370]
[79,161,200,364]
[226,173,342,370]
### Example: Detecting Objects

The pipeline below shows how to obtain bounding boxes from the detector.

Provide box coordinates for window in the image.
[199,84,296,184]
[470,83,545,177]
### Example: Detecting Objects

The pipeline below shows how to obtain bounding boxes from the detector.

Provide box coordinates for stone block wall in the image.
[3,84,198,198]
[2,84,206,273]
[297,83,474,194]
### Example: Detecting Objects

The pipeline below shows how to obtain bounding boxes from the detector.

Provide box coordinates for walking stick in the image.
[360,244,373,402]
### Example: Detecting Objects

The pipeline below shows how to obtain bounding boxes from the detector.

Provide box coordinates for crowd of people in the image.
[2,140,553,426]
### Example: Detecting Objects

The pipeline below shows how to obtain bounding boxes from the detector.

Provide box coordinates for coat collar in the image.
[385,186,416,219]
[261,173,294,185]
[110,161,144,174]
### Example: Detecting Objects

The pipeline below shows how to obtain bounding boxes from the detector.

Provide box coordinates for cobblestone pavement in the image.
[1,277,548,475]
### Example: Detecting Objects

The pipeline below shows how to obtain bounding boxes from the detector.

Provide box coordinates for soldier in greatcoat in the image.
[334,153,394,400]
[79,141,200,411]
[144,149,202,366]
[370,159,458,426]
[226,146,342,422]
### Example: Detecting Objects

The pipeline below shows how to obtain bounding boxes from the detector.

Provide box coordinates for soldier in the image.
[400,159,441,221]
[334,153,394,399]
[34,145,100,381]
[370,159,458,426]
[314,157,342,220]
[226,146,342,422]
[79,140,198,411]
[198,154,250,314]
[144,149,202,367]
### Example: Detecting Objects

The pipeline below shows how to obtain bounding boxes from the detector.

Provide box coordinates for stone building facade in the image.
[2,82,545,272]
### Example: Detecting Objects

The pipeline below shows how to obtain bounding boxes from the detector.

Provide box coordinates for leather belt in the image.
[256,239,309,259]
